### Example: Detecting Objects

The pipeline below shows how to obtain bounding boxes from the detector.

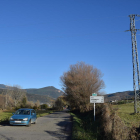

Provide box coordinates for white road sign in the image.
[90,96,104,103]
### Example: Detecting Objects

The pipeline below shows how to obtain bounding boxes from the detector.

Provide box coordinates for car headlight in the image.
[10,117,13,120]
[23,118,28,121]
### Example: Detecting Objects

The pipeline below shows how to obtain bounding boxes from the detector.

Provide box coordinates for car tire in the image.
[27,120,31,127]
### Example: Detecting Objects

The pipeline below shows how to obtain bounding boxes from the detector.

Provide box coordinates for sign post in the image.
[94,103,95,121]
[90,95,104,121]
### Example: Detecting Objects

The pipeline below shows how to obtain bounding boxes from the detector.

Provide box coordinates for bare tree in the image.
[35,100,40,109]
[26,101,34,108]
[3,85,13,108]
[60,62,105,112]
[10,85,26,107]
[0,94,5,109]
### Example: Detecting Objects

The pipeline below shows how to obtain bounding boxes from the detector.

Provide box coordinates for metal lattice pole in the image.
[129,14,140,113]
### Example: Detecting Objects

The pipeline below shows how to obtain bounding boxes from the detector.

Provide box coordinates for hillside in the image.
[0,84,63,104]
[25,86,63,99]
[104,90,135,102]
[26,93,53,104]
[0,84,9,89]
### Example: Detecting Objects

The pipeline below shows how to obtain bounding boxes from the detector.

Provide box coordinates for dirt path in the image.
[0,111,72,140]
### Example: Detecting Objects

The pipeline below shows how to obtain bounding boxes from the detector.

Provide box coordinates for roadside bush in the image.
[33,105,37,110]
[40,104,48,110]
[100,103,140,140]
[117,100,127,105]
[71,110,99,140]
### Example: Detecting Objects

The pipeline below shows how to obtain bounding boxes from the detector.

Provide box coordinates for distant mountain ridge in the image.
[0,84,63,103]
[25,86,63,99]
[104,90,135,102]
[0,84,135,103]
[0,84,8,89]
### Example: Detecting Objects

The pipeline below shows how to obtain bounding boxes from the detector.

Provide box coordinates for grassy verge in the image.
[36,109,54,117]
[70,110,102,140]
[113,103,140,127]
[0,110,14,120]
[0,108,55,125]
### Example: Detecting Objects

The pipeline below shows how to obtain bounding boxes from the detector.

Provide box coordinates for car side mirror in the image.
[32,113,35,115]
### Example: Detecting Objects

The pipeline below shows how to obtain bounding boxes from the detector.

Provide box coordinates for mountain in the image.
[104,90,135,102]
[26,93,53,104]
[0,84,63,104]
[0,84,8,89]
[25,86,63,99]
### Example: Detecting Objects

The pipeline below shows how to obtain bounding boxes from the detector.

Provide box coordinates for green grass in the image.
[113,103,140,127]
[36,110,54,117]
[70,110,102,140]
[0,110,14,120]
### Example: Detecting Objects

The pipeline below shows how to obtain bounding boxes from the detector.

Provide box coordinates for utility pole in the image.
[126,14,140,113]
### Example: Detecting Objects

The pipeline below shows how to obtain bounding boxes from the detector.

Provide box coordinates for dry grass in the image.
[101,103,140,140]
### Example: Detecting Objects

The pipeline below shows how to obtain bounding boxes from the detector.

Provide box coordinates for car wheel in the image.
[27,120,31,127]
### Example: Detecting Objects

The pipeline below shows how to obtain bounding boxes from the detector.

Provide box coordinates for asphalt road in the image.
[0,111,72,140]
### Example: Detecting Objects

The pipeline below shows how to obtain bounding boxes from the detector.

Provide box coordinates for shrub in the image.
[100,103,140,140]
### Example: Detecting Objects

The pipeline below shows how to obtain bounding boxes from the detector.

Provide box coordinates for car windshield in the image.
[15,110,30,115]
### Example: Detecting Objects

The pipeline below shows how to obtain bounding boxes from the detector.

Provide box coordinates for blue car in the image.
[9,108,37,127]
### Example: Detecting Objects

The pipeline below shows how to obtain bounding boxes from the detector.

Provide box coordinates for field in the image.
[113,103,140,127]
[0,110,14,120]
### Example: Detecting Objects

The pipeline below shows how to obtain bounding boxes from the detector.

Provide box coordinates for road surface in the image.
[0,111,72,140]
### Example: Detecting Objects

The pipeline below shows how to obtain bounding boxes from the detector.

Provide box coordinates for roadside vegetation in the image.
[55,62,140,140]
[57,62,105,139]
[70,109,102,140]
[113,102,140,127]
[70,103,140,140]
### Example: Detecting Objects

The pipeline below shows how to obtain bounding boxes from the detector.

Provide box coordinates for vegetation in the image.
[40,104,48,110]
[0,85,27,109]
[113,103,140,127]
[60,61,105,112]
[70,102,140,140]
[27,93,52,104]
[71,110,102,140]
[36,109,54,117]
[0,110,14,120]
[54,96,67,111]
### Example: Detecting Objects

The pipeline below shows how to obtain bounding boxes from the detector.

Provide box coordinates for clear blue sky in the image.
[1,0,140,94]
